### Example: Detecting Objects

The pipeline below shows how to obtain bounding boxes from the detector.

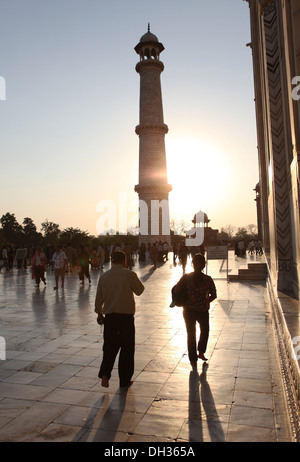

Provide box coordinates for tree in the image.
[59,227,89,247]
[23,217,37,234]
[247,224,258,238]
[235,227,249,241]
[41,220,61,246]
[23,217,42,248]
[0,212,23,246]
[171,218,186,237]
[222,224,236,240]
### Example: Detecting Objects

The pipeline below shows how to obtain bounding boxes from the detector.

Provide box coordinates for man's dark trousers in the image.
[99,313,135,387]
[183,309,209,362]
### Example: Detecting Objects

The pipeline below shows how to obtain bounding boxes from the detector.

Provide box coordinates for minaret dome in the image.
[134,24,164,61]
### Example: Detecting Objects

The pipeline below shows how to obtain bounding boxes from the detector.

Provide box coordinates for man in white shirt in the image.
[95,251,144,388]
[52,245,67,290]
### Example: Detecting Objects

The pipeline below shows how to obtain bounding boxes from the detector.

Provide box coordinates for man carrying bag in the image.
[171,253,217,367]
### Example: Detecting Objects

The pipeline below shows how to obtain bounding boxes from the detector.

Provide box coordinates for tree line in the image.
[0,212,259,252]
[0,212,138,251]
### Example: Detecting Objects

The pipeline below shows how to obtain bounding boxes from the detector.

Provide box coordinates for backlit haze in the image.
[0,0,258,237]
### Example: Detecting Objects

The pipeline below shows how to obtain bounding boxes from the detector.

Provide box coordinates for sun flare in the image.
[166,136,231,225]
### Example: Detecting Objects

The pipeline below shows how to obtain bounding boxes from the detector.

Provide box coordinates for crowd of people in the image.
[234,239,263,257]
[0,240,204,287]
[1,238,263,289]
[0,245,26,271]
[0,243,111,288]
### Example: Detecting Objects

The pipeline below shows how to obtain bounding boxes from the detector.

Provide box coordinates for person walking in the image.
[163,241,169,261]
[179,242,188,273]
[52,245,67,290]
[97,244,105,269]
[94,251,144,388]
[78,245,91,285]
[2,247,9,271]
[32,247,47,287]
[150,243,158,269]
[172,253,217,367]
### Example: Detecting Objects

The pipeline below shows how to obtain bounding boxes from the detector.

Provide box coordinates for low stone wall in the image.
[266,271,300,442]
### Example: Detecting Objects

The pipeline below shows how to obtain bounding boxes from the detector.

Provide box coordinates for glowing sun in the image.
[166,136,231,224]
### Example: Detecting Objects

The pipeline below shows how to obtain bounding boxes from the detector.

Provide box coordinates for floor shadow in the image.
[72,396,105,442]
[92,389,129,442]
[188,363,226,442]
[188,368,203,442]
[73,389,129,442]
[77,284,92,311]
[140,266,156,283]
[199,363,226,442]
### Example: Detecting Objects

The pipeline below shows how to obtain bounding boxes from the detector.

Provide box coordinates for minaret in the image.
[134,25,172,246]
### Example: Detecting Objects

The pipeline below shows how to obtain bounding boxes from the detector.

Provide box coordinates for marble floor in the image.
[0,251,292,442]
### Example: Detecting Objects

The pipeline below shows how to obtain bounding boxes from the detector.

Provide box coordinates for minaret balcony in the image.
[135,124,168,135]
[134,183,172,195]
[136,60,164,73]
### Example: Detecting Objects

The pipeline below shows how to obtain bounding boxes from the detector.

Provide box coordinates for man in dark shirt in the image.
[173,253,217,367]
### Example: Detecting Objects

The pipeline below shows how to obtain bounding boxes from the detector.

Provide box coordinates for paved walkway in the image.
[0,251,292,442]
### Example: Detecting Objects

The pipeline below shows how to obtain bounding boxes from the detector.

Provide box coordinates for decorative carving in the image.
[258,0,275,16]
[264,5,293,291]
[134,184,172,194]
[135,124,169,135]
[259,0,275,7]
[136,60,164,73]
[261,0,276,16]
[278,260,292,272]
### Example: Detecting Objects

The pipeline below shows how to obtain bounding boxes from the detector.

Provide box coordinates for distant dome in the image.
[140,31,159,43]
[135,25,164,55]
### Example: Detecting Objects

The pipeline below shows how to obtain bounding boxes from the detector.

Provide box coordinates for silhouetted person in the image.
[52,245,67,290]
[150,243,158,269]
[32,247,47,287]
[179,242,188,273]
[95,251,144,388]
[172,253,217,368]
[78,245,91,285]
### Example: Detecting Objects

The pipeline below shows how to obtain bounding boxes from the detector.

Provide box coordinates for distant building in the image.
[188,211,218,244]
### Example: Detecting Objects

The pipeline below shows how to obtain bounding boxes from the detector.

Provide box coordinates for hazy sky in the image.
[0,0,258,237]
